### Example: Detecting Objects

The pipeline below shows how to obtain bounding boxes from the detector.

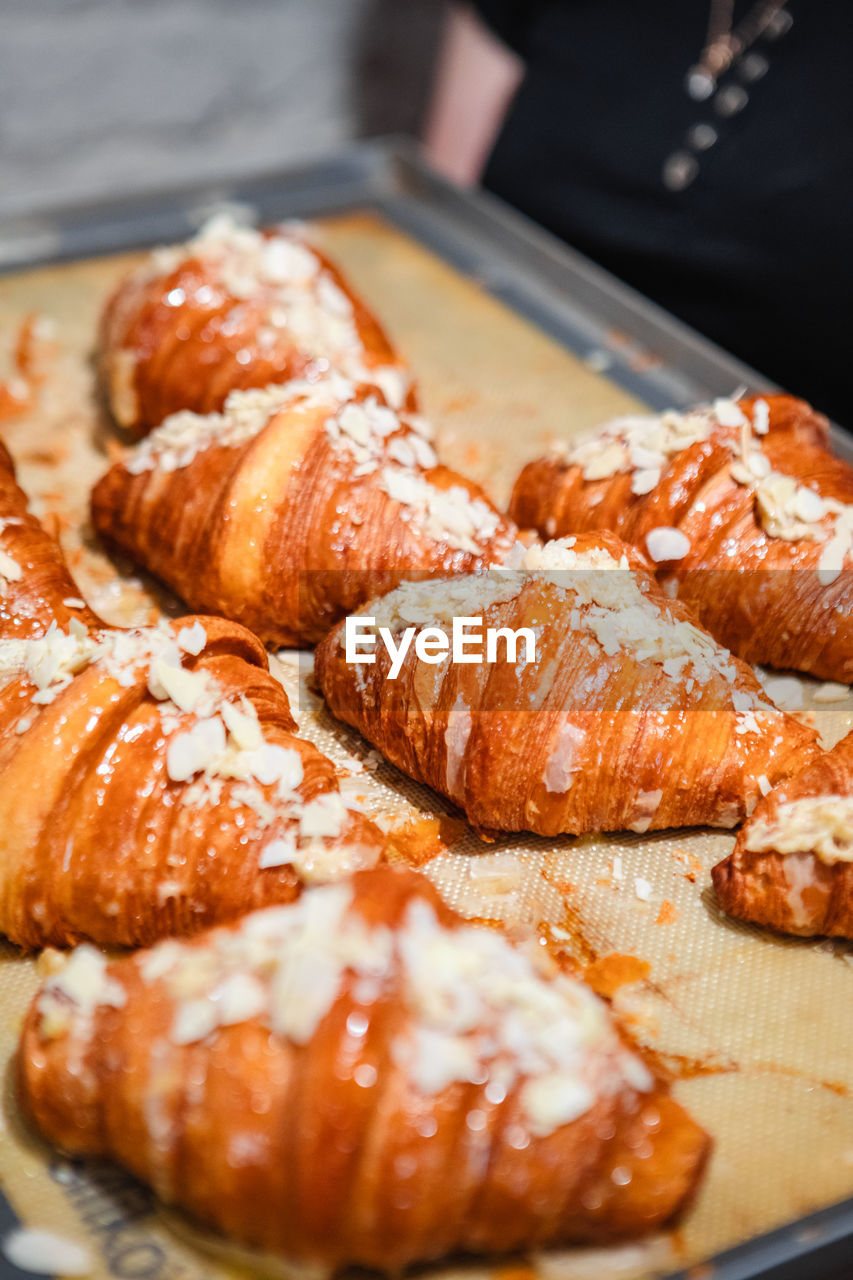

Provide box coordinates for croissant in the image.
[0,442,384,950]
[315,534,819,837]
[91,374,517,647]
[712,729,853,937]
[100,214,413,435]
[0,441,101,639]
[510,394,853,681]
[18,866,710,1268]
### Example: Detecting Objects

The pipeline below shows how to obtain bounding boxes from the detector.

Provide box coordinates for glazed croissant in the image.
[315,534,819,837]
[510,394,853,681]
[712,729,853,937]
[100,214,413,435]
[0,441,101,639]
[19,866,710,1269]
[0,442,383,950]
[92,374,517,647]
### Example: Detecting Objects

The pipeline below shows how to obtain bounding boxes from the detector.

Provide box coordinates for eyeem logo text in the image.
[345,616,537,680]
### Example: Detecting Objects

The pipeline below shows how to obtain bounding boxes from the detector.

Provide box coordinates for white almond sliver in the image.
[813,681,851,703]
[645,527,691,563]
[177,620,207,655]
[0,549,22,581]
[2,1228,92,1277]
[762,676,804,713]
[631,468,660,496]
[259,835,298,869]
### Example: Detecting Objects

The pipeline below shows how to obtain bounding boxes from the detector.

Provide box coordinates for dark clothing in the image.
[473,1,853,425]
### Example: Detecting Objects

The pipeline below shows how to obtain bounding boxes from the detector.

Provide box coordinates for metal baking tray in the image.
[0,136,850,1280]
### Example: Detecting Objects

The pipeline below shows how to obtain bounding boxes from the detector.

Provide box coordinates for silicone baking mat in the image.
[0,184,851,1280]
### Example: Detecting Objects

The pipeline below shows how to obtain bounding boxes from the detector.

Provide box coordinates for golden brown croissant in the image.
[712,729,853,937]
[18,866,710,1268]
[0,441,101,639]
[315,534,819,837]
[100,215,413,435]
[91,374,517,647]
[0,442,384,950]
[510,394,853,681]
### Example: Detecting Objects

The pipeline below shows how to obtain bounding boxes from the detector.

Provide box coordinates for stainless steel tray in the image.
[0,136,849,1280]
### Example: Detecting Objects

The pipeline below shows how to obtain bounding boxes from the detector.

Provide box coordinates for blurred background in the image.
[0,0,849,421]
[0,0,446,218]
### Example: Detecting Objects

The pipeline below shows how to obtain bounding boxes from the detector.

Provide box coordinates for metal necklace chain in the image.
[686,0,791,100]
[663,0,794,190]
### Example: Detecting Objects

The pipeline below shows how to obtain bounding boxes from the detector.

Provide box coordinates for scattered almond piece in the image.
[813,681,850,703]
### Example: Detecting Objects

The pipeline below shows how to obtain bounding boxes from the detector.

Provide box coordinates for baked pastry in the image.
[510,394,853,681]
[0,441,101,639]
[315,534,819,837]
[100,215,413,435]
[0,442,384,950]
[18,866,710,1268]
[91,374,517,647]
[712,729,853,937]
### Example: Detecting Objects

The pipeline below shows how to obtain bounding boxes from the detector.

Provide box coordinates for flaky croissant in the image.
[18,866,710,1268]
[315,534,819,837]
[510,394,853,681]
[91,374,517,647]
[100,215,413,435]
[712,729,853,937]
[0,441,101,639]
[0,441,383,950]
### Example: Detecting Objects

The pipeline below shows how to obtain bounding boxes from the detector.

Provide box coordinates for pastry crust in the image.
[315,533,820,837]
[100,216,413,435]
[91,376,517,647]
[18,866,710,1269]
[0,441,101,638]
[510,394,853,680]
[712,730,853,937]
[0,440,384,949]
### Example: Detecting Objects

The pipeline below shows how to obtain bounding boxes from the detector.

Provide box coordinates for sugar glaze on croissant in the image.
[316,534,819,837]
[510,394,853,680]
[18,866,710,1269]
[92,373,517,647]
[713,729,853,937]
[100,215,413,435]
[0,441,101,639]
[0,438,383,950]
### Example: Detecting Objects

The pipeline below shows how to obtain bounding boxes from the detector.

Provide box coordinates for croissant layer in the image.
[315,534,819,837]
[91,378,516,646]
[18,867,710,1269]
[0,442,101,639]
[712,730,853,937]
[510,395,853,681]
[100,218,412,435]
[0,437,384,949]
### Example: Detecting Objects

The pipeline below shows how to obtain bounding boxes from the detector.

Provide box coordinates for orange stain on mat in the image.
[656,899,680,925]
[584,953,651,998]
[385,815,469,867]
[0,314,52,421]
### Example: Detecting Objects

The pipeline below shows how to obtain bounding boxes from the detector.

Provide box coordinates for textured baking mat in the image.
[0,211,852,1280]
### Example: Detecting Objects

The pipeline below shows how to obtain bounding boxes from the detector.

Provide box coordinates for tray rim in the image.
[0,134,850,1280]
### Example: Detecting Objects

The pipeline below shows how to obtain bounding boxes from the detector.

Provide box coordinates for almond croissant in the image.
[91,374,517,647]
[0,441,101,638]
[100,214,413,435]
[0,442,383,950]
[712,729,853,937]
[510,394,853,681]
[18,866,710,1268]
[315,535,819,837]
